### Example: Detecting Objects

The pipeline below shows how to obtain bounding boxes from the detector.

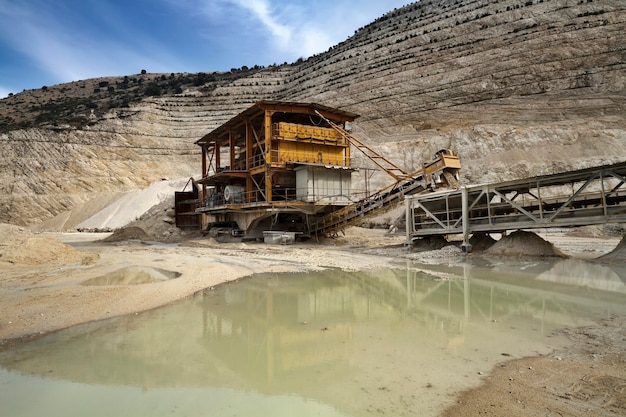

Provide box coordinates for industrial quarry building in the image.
[176,101,361,240]
[175,100,462,242]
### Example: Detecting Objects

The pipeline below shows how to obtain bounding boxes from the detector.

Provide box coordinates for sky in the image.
[0,0,411,98]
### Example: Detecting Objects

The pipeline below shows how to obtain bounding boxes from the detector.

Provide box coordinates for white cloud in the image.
[210,0,409,61]
[289,26,333,59]
[0,3,92,81]
[231,0,292,47]
[0,1,183,86]
[0,85,11,99]
[195,0,334,61]
[0,0,411,92]
[166,0,411,65]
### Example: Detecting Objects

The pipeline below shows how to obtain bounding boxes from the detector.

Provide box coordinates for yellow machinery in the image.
[309,111,461,236]
[182,100,461,239]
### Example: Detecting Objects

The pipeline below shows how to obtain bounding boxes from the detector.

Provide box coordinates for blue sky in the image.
[0,0,411,98]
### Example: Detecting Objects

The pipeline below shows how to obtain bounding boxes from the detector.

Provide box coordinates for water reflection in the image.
[198,274,354,387]
[1,259,626,417]
[538,259,626,291]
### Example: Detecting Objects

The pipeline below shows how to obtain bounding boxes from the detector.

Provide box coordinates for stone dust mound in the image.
[484,230,565,257]
[77,179,189,231]
[0,223,97,265]
[567,223,625,238]
[469,232,497,252]
[596,234,626,264]
[102,226,151,243]
[101,198,191,243]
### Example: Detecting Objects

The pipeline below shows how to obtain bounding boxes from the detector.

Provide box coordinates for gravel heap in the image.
[484,230,565,257]
[0,223,97,265]
[597,234,626,264]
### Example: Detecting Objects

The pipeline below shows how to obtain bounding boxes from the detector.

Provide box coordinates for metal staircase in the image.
[308,175,428,236]
[308,111,461,237]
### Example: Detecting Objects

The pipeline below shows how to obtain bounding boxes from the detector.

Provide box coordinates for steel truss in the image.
[406,161,626,249]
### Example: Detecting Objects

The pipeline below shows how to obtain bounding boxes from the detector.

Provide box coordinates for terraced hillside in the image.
[289,0,626,184]
[1,0,625,227]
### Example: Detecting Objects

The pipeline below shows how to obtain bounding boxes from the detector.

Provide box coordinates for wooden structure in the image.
[193,101,360,238]
[174,178,201,231]
[179,100,462,240]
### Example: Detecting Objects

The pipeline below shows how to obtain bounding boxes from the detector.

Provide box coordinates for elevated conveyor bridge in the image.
[405,161,626,251]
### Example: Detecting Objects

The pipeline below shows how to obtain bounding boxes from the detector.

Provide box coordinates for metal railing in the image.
[309,176,428,235]
[406,162,626,242]
[201,186,360,209]
[207,149,350,176]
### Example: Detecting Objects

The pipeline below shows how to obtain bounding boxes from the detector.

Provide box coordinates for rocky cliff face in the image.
[1,0,625,227]
[290,0,626,186]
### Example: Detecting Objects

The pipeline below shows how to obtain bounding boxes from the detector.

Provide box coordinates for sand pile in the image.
[484,230,565,257]
[596,234,626,264]
[73,178,189,232]
[35,179,190,232]
[469,232,497,252]
[567,223,625,238]
[35,192,126,232]
[0,223,97,265]
[103,197,192,243]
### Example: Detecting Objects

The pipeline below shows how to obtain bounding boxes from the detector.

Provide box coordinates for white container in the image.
[263,231,296,245]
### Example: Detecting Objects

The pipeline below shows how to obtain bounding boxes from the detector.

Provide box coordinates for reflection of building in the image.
[199,275,354,384]
[2,263,626,402]
[198,261,626,387]
[403,259,626,336]
[192,101,360,239]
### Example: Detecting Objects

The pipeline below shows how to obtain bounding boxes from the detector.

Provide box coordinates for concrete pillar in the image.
[461,186,472,253]
[405,195,413,249]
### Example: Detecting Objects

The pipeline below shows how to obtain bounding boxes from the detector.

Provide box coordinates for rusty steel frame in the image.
[405,161,626,249]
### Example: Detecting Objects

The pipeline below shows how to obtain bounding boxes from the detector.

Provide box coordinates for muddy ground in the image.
[0,224,624,416]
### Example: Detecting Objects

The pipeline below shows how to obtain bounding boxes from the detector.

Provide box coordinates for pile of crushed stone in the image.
[102,226,152,243]
[484,230,565,257]
[102,197,197,243]
[0,223,97,265]
[76,179,189,231]
[567,223,625,238]
[596,234,626,264]
[469,232,497,252]
[407,244,463,261]
[411,235,449,251]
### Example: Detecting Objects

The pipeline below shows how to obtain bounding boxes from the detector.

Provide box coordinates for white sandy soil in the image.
[0,223,624,417]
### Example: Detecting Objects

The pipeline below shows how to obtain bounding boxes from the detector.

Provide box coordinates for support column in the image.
[461,186,472,253]
[229,131,235,170]
[215,142,220,172]
[405,195,412,249]
[201,146,207,178]
[201,146,207,201]
[246,121,254,202]
[264,111,273,202]
[246,121,253,170]
[601,171,608,218]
